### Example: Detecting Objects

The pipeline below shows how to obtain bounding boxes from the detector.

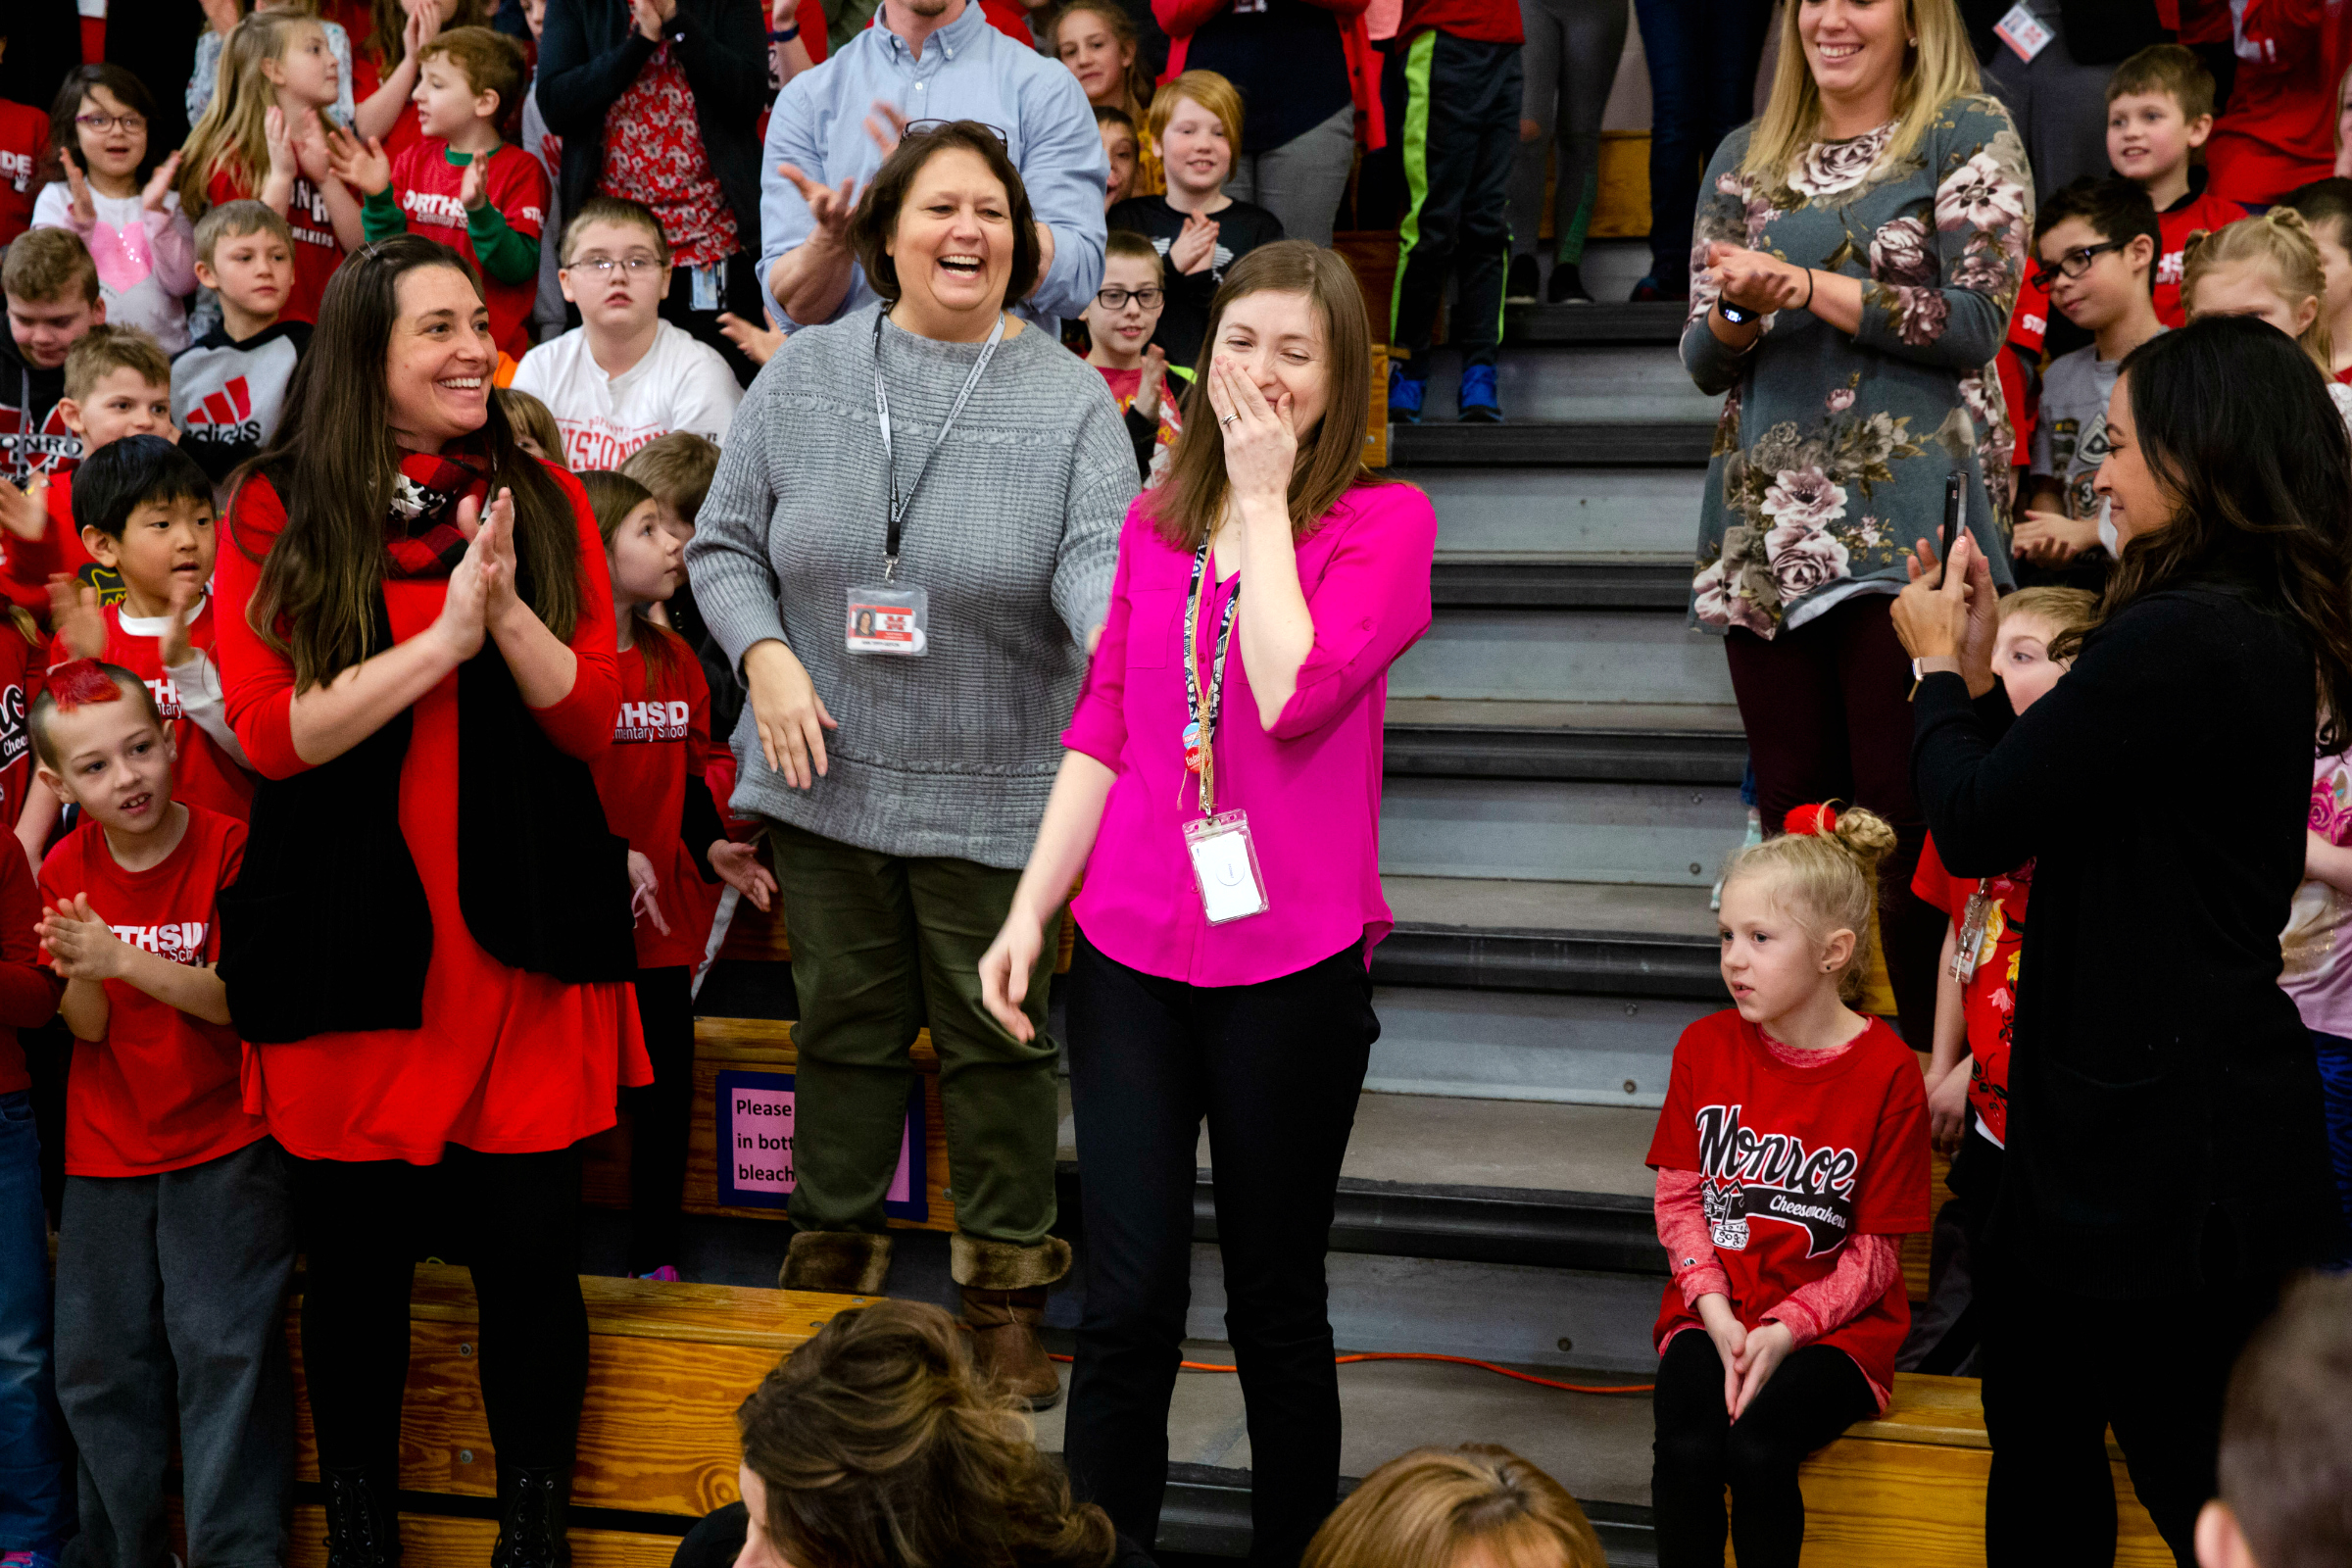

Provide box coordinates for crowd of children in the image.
[3,9,2352,1568]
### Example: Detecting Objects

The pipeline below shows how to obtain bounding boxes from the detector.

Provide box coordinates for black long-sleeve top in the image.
[1912,575,2344,1298]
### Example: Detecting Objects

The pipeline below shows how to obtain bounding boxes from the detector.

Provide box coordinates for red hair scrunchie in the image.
[1783,802,1840,838]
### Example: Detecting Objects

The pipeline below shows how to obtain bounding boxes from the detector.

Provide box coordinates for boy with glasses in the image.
[512,196,742,469]
[1078,229,1182,484]
[2015,176,2165,585]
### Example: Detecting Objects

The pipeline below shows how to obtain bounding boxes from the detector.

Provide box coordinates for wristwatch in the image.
[1716,297,1757,325]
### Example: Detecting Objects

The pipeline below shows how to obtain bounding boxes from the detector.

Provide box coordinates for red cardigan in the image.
[1152,0,1386,151]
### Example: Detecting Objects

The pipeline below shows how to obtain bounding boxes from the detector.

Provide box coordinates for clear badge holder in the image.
[1184,810,1268,924]
[846,584,928,656]
[1949,884,1994,983]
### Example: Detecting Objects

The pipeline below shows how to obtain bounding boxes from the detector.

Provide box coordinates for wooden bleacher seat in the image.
[1787,1373,2171,1567]
[282,1264,862,1568]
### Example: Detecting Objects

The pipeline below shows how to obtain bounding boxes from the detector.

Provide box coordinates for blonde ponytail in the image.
[2181,209,2333,372]
[1719,804,1895,1004]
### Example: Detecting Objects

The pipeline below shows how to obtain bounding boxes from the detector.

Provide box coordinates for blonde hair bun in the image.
[1719,803,1895,1004]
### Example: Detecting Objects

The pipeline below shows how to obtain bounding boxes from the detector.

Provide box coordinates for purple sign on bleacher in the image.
[713,1068,929,1221]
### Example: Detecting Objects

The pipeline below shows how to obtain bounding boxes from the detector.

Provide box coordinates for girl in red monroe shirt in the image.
[1647,803,1931,1568]
[580,468,771,1280]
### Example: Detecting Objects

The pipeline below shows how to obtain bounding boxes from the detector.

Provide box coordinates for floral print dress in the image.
[1684,95,2032,639]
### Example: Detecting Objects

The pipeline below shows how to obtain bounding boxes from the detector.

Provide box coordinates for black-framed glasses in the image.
[74,112,146,134]
[1095,285,1163,310]
[2031,239,2129,291]
[904,119,1009,144]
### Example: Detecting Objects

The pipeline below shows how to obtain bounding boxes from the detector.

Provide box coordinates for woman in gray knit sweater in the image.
[686,123,1136,1406]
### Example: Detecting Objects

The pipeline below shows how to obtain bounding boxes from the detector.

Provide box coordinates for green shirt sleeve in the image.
[466,196,541,287]
[361,185,408,245]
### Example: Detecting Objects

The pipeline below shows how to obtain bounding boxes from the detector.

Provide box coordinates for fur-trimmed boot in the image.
[319,1465,401,1568]
[489,1464,571,1568]
[954,1235,1071,1411]
[779,1229,893,1295]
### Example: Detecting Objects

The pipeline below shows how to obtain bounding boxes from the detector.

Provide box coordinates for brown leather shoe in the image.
[960,1284,1062,1410]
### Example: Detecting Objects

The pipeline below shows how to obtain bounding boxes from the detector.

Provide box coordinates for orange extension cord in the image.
[1048,1350,1652,1395]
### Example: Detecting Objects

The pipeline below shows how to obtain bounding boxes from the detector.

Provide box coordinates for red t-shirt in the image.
[2206,0,2348,206]
[209,168,343,325]
[1396,0,1524,44]
[0,477,114,625]
[0,99,48,248]
[1912,834,2031,1147]
[101,598,257,823]
[389,139,548,359]
[38,805,264,1176]
[588,631,721,971]
[2156,181,2250,327]
[978,0,1037,42]
[1645,1010,1931,1393]
[0,808,57,1096]
[0,619,46,833]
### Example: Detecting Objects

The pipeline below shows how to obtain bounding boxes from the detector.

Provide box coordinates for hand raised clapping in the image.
[1704,241,1809,316]
[430,487,516,663]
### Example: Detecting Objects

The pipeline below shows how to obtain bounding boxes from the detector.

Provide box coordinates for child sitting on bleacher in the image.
[32,657,290,1568]
[1907,587,2095,1372]
[580,470,773,1280]
[1648,803,1932,1568]
[1300,1446,1605,1567]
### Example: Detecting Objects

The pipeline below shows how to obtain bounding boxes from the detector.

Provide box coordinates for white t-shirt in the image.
[511,320,741,470]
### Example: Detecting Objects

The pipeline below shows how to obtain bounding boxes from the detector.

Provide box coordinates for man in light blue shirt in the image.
[761,0,1107,329]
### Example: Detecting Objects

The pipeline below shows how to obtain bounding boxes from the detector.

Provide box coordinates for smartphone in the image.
[1938,472,1964,583]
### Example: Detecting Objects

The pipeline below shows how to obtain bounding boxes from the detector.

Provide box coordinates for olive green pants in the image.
[766,819,1059,1244]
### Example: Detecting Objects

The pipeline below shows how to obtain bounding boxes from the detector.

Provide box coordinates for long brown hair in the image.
[1151,241,1379,551]
[233,235,581,691]
[1299,1445,1607,1568]
[2065,317,2352,752]
[737,1300,1116,1568]
[578,467,675,696]
[1051,0,1153,118]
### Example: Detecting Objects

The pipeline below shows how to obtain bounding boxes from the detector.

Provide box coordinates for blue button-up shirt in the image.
[760,1,1107,328]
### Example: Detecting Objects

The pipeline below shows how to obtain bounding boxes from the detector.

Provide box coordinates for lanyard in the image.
[1181,536,1240,817]
[872,310,1004,582]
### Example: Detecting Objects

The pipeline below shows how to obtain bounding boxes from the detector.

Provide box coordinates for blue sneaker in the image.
[1458,364,1502,423]
[1387,361,1426,424]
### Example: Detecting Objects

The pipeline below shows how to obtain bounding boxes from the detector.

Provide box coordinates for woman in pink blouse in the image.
[978,240,1437,1563]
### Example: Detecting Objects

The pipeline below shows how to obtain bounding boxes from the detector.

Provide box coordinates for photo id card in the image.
[1184,810,1268,924]
[1992,3,2051,61]
[846,584,928,656]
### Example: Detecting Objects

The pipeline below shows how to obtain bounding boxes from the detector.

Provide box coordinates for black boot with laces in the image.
[320,1466,401,1568]
[490,1465,573,1568]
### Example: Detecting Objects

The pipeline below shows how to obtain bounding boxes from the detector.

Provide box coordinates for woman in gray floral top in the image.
[1675,0,2030,1053]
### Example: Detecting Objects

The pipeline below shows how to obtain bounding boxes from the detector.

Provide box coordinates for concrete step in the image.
[1375,875,1725,1002]
[1384,699,1744,784]
[1391,420,1713,467]
[1413,467,1705,557]
[1409,344,1719,424]
[1380,776,1746,887]
[1389,608,1735,707]
[1369,985,1705,1105]
[1430,555,1690,610]
[1505,299,1688,346]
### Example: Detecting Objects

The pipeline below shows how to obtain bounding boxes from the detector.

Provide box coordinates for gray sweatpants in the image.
[1225,103,1357,250]
[1509,0,1630,265]
[55,1137,295,1568]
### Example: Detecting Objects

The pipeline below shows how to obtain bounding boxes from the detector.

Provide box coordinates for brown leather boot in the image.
[952,1235,1072,1411]
[960,1284,1061,1409]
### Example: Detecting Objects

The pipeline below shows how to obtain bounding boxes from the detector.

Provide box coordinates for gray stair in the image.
[1390,608,1736,707]
[1505,299,1689,345]
[1381,776,1744,887]
[1373,875,1726,1003]
[1392,421,1714,466]
[1384,699,1744,783]
[1430,556,1690,609]
[1408,344,1720,424]
[1414,467,1705,557]
[1368,987,1702,1105]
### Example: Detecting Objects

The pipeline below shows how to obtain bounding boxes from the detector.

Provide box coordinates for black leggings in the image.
[1062,932,1379,1568]
[1650,1327,1876,1568]
[1724,594,1945,1046]
[623,965,696,1274]
[294,1146,588,1479]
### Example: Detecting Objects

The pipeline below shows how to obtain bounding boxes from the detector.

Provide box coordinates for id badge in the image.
[690,263,722,313]
[1992,2,2051,62]
[846,583,928,656]
[1949,887,1994,983]
[1184,810,1269,924]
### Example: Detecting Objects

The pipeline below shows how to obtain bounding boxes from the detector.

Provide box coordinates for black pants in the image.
[1650,1328,1876,1568]
[623,965,696,1275]
[1062,932,1379,1568]
[1723,594,1945,1047]
[1384,32,1524,370]
[658,251,767,389]
[294,1147,589,1480]
[1982,1272,2277,1567]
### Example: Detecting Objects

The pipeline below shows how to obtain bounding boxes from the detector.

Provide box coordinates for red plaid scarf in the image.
[385,443,492,579]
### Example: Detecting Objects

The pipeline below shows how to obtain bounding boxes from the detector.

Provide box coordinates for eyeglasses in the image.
[1095,286,1163,310]
[74,113,146,134]
[904,119,1009,144]
[2031,239,2129,292]
[566,255,663,276]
